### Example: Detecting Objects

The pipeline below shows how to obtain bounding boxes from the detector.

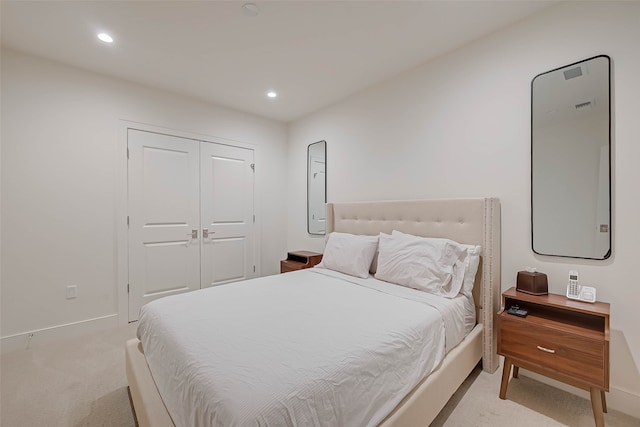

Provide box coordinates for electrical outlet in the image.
[66,285,78,299]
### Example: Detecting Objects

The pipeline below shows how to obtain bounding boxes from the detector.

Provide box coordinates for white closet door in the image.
[200,143,255,288]
[128,130,200,321]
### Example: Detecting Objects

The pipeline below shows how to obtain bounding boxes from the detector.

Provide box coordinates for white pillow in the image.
[374,231,467,298]
[316,232,379,278]
[461,245,482,296]
[369,233,390,275]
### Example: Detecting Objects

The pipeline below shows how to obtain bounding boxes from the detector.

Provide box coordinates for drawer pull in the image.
[537,345,556,354]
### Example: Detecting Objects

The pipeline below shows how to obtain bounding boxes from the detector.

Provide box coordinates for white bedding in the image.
[137,269,473,427]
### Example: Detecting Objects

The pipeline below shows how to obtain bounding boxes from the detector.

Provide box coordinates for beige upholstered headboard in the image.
[326,198,501,373]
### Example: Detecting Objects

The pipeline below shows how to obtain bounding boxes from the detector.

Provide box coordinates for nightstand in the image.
[280,251,323,273]
[498,287,610,427]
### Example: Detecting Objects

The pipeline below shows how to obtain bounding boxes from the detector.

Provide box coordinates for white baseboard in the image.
[520,369,640,419]
[0,314,119,354]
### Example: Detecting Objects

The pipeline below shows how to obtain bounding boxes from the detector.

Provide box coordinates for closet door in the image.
[128,130,201,321]
[200,143,256,288]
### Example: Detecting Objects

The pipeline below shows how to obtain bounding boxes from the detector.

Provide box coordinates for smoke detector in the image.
[242,3,260,17]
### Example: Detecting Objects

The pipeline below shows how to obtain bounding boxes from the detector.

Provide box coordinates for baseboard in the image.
[0,314,119,354]
[520,369,640,419]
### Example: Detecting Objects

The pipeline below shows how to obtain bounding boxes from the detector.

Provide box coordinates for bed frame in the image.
[126,198,501,427]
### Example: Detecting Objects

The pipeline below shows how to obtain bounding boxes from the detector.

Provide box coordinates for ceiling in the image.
[1,1,554,123]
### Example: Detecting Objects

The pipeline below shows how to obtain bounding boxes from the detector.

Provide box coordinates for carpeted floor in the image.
[1,324,638,427]
[1,324,139,427]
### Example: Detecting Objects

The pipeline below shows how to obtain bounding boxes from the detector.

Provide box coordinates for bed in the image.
[125,198,501,427]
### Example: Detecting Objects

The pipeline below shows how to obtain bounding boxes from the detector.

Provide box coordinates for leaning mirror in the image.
[308,140,326,235]
[532,55,611,259]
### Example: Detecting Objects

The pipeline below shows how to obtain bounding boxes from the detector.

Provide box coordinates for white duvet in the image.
[137,268,473,427]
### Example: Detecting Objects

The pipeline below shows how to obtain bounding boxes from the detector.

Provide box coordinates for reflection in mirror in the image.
[532,55,611,259]
[308,141,326,235]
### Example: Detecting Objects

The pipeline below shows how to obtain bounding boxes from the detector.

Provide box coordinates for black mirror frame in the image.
[307,140,327,235]
[530,55,612,260]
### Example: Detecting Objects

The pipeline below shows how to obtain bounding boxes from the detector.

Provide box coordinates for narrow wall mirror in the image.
[308,140,327,235]
[532,55,611,259]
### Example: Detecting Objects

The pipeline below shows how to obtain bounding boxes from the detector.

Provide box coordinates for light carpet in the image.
[1,324,638,427]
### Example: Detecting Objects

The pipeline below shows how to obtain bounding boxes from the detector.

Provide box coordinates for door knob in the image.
[187,229,198,239]
[203,229,215,238]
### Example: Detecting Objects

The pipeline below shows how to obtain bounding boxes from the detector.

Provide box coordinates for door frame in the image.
[116,120,261,326]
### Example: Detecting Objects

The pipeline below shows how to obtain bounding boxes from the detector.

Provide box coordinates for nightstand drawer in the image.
[500,315,605,387]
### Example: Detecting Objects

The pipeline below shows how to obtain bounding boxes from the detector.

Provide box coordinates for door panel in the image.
[201,143,255,288]
[209,237,246,283]
[142,146,195,224]
[209,155,245,221]
[128,130,200,321]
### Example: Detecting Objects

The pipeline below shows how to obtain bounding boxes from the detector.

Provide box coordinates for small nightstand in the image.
[498,287,610,427]
[280,251,323,273]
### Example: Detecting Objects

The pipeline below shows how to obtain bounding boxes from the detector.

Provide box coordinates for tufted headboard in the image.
[325,198,501,373]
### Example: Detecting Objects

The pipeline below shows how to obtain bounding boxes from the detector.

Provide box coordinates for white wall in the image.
[1,48,288,344]
[287,1,640,416]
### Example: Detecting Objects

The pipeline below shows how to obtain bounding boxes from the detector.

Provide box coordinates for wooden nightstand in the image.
[280,251,323,273]
[498,287,610,427]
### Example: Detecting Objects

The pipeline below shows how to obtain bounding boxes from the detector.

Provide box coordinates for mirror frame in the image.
[307,140,327,235]
[531,55,612,260]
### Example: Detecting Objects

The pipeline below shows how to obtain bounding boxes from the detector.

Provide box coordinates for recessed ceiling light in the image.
[97,33,113,43]
[267,91,277,98]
